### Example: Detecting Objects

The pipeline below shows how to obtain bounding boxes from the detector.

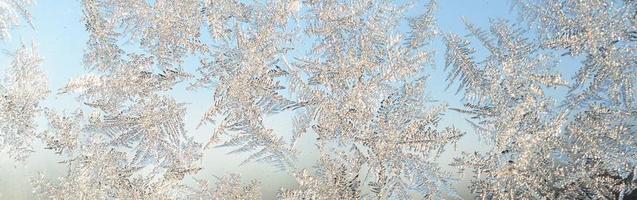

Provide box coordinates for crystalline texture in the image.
[0,43,48,161]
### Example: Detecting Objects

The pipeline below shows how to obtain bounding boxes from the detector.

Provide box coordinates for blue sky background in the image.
[0,0,567,199]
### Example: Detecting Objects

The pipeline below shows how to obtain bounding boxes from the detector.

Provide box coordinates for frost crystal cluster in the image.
[0,43,47,161]
[0,0,46,161]
[1,0,636,199]
[194,0,300,170]
[278,1,462,199]
[447,0,637,199]
[0,0,35,40]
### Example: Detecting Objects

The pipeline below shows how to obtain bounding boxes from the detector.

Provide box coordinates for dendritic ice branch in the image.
[283,0,462,199]
[512,0,637,198]
[193,0,300,170]
[32,136,200,200]
[445,21,572,198]
[0,0,35,40]
[447,2,637,197]
[4,0,633,199]
[31,0,205,198]
[189,173,262,200]
[0,43,48,161]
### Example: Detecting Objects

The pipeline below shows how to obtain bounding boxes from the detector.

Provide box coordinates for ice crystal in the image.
[32,137,199,200]
[0,0,35,40]
[0,43,47,161]
[278,155,363,199]
[283,0,462,199]
[77,0,202,169]
[2,0,634,199]
[190,174,261,200]
[446,1,637,198]
[514,0,637,109]
[193,0,300,170]
[31,0,204,198]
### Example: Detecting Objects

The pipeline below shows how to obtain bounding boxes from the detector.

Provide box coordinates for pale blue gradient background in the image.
[0,0,556,199]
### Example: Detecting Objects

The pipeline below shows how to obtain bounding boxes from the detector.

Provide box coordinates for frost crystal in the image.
[282,0,462,199]
[192,0,302,170]
[0,0,35,40]
[32,0,204,198]
[190,174,261,200]
[2,0,635,199]
[446,1,637,198]
[0,43,47,161]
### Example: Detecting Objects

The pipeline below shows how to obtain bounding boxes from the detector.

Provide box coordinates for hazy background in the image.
[0,0,523,199]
